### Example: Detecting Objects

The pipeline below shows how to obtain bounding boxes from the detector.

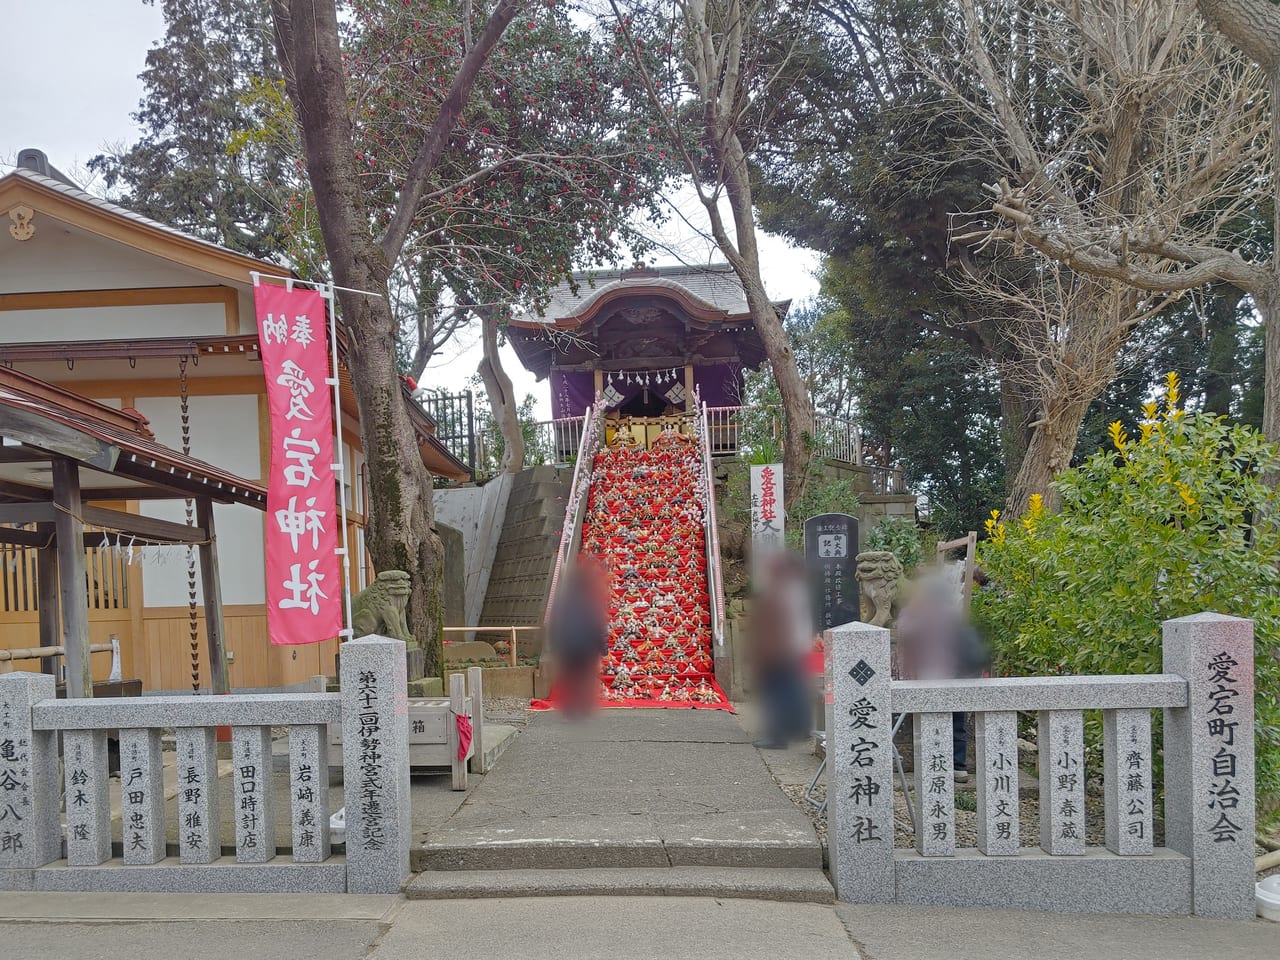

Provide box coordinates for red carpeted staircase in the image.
[578,432,729,708]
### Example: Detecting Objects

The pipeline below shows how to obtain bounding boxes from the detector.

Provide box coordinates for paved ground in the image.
[1,893,1276,960]
[415,709,822,870]
[836,903,1280,959]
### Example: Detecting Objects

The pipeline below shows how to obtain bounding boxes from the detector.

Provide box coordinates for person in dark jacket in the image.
[548,560,610,718]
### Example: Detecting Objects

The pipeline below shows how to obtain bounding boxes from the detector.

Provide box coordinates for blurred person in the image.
[896,565,988,779]
[749,551,814,749]
[548,559,610,719]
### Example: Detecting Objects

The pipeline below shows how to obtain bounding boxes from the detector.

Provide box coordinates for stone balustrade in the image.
[0,635,410,894]
[826,613,1256,919]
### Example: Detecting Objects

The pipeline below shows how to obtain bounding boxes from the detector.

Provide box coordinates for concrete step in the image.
[413,822,822,873]
[403,867,834,904]
[475,723,518,773]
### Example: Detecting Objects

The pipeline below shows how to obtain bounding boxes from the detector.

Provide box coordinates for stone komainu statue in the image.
[350,570,415,646]
[854,551,904,628]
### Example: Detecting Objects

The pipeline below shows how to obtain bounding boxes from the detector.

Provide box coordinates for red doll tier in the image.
[575,440,728,709]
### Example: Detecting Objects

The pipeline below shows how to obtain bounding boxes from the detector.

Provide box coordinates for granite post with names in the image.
[289,725,330,862]
[176,727,221,864]
[826,621,894,903]
[913,712,956,856]
[233,725,275,862]
[1103,708,1153,856]
[340,634,410,894]
[62,729,111,865]
[1162,613,1255,919]
[0,672,59,889]
[1038,710,1086,855]
[118,728,165,865]
[975,711,1019,855]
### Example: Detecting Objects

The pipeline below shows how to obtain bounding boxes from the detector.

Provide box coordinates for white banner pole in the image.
[323,283,355,640]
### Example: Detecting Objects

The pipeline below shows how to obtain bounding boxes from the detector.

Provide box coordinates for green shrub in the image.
[863,516,923,573]
[974,374,1280,825]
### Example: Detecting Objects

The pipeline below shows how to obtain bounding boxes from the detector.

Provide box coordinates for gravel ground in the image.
[484,697,532,726]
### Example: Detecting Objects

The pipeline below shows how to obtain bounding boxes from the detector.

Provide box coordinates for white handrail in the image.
[696,394,727,648]
[543,398,606,626]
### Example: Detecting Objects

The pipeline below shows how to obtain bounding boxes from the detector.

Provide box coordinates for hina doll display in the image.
[573,435,727,708]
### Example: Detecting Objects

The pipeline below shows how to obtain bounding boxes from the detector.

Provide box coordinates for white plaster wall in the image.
[134,395,266,607]
[0,222,216,293]
[0,302,226,342]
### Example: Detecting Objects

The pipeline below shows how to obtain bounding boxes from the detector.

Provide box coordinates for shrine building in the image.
[507,263,783,445]
[0,149,467,695]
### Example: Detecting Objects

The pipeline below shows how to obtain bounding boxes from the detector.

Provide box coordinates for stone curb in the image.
[404,867,835,904]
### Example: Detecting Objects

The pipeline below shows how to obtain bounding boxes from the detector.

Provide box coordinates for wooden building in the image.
[0,149,467,692]
[507,263,785,445]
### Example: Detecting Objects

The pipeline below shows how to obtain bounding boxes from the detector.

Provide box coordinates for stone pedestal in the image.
[406,647,426,683]
[340,634,410,894]
[1162,613,1255,919]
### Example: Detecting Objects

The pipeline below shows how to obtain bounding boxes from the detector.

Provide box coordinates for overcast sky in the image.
[0,1,820,418]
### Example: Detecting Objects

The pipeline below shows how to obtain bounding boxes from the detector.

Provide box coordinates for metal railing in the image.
[542,399,606,627]
[703,405,906,494]
[694,394,727,649]
[528,416,588,465]
[420,390,477,476]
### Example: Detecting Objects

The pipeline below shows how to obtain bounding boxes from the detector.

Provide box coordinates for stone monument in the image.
[804,513,860,632]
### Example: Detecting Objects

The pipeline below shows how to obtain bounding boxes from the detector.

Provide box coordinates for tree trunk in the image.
[1261,283,1280,487]
[1197,0,1280,72]
[272,0,443,677]
[1005,396,1091,516]
[343,299,444,678]
[477,309,524,475]
[997,374,1035,497]
[715,131,815,509]
[1202,283,1246,417]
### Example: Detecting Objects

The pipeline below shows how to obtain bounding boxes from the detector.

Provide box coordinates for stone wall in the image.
[433,472,514,627]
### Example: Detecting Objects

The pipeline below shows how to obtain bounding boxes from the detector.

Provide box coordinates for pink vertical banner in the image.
[254,283,342,645]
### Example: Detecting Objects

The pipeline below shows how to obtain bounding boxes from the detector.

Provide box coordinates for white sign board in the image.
[750,463,785,583]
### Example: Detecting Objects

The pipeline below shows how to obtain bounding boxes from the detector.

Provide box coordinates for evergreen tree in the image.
[89,0,288,259]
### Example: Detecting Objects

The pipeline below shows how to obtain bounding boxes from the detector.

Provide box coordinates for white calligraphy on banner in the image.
[255,285,342,645]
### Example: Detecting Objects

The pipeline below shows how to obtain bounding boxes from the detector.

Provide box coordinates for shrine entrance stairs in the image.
[405,710,831,902]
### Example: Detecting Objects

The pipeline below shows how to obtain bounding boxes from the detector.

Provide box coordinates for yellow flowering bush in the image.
[976,375,1280,823]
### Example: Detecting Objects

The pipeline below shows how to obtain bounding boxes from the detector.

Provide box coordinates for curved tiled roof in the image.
[529,264,753,324]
